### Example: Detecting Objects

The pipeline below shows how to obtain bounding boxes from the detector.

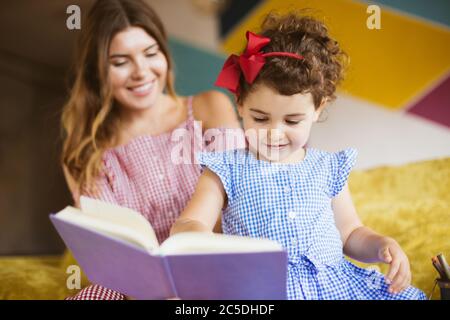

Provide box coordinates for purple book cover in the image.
[50,214,287,300]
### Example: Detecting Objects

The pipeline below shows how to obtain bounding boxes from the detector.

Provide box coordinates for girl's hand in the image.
[377,238,411,294]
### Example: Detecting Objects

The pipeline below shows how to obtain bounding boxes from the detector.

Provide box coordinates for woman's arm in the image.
[63,165,81,208]
[63,162,119,207]
[192,90,241,130]
[333,183,412,293]
[170,168,226,235]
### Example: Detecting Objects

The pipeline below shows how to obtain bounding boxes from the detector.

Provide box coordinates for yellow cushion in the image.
[59,250,90,289]
[348,157,450,300]
[0,256,73,300]
[0,252,90,300]
[1,157,448,299]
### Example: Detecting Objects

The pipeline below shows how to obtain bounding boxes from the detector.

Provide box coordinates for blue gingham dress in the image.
[197,147,426,300]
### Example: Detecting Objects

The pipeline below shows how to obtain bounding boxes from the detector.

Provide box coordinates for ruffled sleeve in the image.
[328,148,358,197]
[196,150,237,202]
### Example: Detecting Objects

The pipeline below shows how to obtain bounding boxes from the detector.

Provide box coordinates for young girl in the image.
[61,0,240,299]
[171,13,427,300]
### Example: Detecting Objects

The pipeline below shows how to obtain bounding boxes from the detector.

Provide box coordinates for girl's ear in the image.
[313,98,327,122]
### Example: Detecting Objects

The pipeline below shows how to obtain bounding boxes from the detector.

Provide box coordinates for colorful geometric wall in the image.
[219,0,450,128]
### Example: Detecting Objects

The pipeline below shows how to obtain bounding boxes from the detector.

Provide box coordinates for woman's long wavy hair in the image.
[61,0,177,194]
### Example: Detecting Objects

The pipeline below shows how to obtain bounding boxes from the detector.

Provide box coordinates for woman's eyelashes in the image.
[110,58,127,67]
[145,50,158,58]
[110,51,158,67]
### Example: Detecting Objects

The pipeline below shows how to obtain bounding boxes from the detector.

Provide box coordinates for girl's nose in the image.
[267,127,285,142]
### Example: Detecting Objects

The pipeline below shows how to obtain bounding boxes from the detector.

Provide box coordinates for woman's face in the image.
[108,26,168,111]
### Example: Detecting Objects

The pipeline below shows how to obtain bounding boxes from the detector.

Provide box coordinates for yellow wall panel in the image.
[222,0,450,109]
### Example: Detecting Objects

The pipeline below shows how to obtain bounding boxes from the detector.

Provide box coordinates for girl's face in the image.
[108,26,168,112]
[238,85,324,163]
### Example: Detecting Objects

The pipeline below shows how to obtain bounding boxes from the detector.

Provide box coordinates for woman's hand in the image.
[377,237,411,294]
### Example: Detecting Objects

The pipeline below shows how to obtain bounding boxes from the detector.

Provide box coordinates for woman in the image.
[61,0,240,299]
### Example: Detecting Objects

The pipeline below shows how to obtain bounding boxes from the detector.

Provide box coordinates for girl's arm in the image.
[333,183,411,294]
[192,90,240,234]
[170,168,226,235]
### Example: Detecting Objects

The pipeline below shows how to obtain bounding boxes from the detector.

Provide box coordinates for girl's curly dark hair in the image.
[237,11,348,109]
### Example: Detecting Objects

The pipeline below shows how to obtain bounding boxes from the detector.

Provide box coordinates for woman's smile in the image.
[127,79,156,97]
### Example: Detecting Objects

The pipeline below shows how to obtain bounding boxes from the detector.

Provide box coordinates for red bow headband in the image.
[215,31,304,94]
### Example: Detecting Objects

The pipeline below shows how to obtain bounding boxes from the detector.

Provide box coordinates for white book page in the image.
[157,232,283,255]
[56,206,157,252]
[54,196,158,252]
[79,196,159,249]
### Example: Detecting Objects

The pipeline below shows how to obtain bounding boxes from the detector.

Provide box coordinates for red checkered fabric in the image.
[82,96,203,244]
[65,284,126,300]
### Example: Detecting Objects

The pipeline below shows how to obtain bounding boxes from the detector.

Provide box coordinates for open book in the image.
[50,197,287,300]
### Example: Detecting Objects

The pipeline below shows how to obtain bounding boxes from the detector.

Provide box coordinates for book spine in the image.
[162,256,179,299]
